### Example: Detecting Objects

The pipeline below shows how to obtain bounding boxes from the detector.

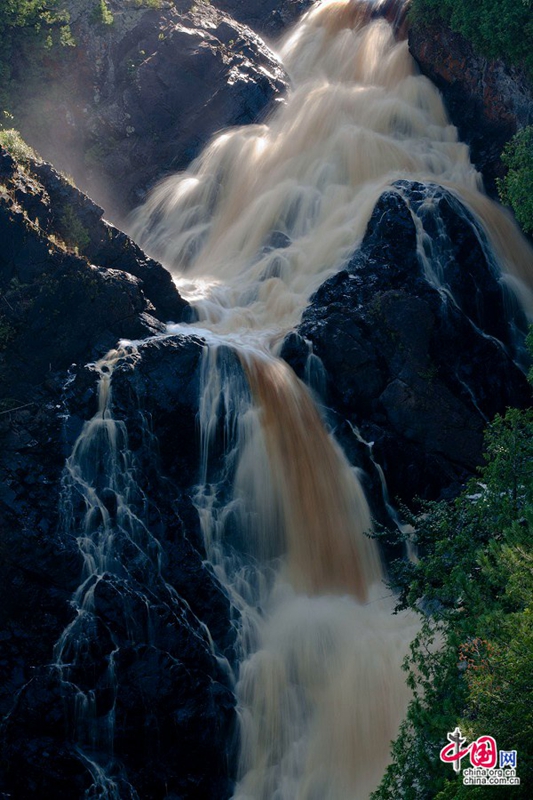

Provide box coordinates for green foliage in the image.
[58,205,90,254]
[0,1,52,31]
[0,1,73,110]
[0,128,39,163]
[128,0,164,8]
[0,1,72,41]
[498,127,533,234]
[410,0,533,76]
[90,0,114,27]
[373,372,533,798]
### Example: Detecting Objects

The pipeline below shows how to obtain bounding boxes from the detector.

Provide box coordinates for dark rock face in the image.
[0,151,236,798]
[14,1,288,221]
[286,182,531,504]
[409,24,533,195]
[215,0,313,36]
[0,338,238,798]
[30,160,188,323]
[0,146,187,395]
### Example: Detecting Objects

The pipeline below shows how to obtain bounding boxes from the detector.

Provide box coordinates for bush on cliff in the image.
[498,126,533,235]
[0,0,73,108]
[410,0,533,76]
[0,128,39,163]
[372,332,533,799]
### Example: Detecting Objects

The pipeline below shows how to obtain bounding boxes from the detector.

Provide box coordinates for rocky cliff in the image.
[0,147,237,799]
[12,0,289,222]
[409,22,533,195]
[284,182,530,507]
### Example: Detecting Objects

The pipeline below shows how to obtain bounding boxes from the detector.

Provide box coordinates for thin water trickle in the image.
[55,349,142,797]
[55,345,225,796]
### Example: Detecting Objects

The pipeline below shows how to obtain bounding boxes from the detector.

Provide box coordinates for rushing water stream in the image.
[57,0,533,797]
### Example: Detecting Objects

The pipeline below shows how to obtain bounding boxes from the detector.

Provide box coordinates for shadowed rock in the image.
[409,23,533,195]
[0,150,236,799]
[284,182,531,504]
[13,1,289,221]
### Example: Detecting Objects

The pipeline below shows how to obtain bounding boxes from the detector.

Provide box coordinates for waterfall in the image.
[242,353,380,601]
[129,0,533,332]
[189,337,415,799]
[55,349,144,799]
[59,0,533,797]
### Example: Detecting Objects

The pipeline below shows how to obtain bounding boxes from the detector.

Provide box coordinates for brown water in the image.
[243,354,380,601]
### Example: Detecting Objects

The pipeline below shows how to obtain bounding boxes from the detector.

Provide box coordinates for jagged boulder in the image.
[0,146,187,396]
[14,0,288,220]
[284,182,531,504]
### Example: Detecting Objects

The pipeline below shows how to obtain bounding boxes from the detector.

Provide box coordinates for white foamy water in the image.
[130,0,533,339]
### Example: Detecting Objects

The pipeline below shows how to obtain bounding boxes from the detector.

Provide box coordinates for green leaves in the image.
[0,128,38,161]
[373,356,533,799]
[0,1,67,34]
[410,0,533,76]
[0,0,73,109]
[90,0,114,27]
[498,127,533,235]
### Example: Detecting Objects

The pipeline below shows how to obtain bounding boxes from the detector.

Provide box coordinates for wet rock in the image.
[112,643,235,800]
[0,150,235,798]
[2,673,94,800]
[279,331,310,379]
[108,335,238,652]
[1,335,237,799]
[215,0,313,36]
[290,182,531,504]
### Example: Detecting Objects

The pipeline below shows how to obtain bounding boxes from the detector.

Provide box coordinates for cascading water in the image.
[129,0,532,331]
[58,0,533,797]
[56,350,144,799]
[56,346,230,797]
[190,337,413,799]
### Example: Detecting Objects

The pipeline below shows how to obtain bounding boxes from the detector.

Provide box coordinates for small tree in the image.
[498,127,533,235]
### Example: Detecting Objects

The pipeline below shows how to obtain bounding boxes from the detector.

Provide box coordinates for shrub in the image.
[0,1,73,109]
[410,0,533,76]
[498,126,533,235]
[59,205,91,254]
[91,1,114,26]
[372,396,533,799]
[0,128,39,163]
